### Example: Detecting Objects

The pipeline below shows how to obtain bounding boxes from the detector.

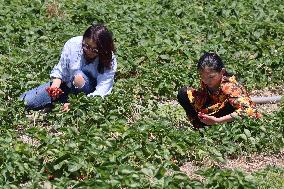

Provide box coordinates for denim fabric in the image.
[20,71,96,110]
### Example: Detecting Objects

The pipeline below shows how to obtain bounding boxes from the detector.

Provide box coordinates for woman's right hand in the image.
[46,78,63,100]
[46,86,64,100]
[51,78,62,88]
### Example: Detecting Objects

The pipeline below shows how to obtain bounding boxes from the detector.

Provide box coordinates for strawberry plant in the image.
[0,0,283,188]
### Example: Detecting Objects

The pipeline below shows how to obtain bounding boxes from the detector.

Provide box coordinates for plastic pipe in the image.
[251,96,282,104]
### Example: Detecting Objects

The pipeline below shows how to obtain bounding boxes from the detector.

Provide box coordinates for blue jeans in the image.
[19,72,96,110]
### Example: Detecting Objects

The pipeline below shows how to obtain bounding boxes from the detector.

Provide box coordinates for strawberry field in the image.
[0,0,284,188]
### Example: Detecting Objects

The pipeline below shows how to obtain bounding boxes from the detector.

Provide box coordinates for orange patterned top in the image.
[187,75,262,118]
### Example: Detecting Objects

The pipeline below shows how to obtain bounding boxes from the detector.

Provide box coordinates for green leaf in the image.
[159,55,170,60]
[259,126,266,132]
[244,129,251,137]
[120,168,133,175]
[211,148,222,157]
[239,134,247,141]
[155,166,166,179]
[68,163,82,172]
[173,173,188,181]
[141,168,153,177]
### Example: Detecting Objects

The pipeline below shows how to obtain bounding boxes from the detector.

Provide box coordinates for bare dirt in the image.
[180,149,284,180]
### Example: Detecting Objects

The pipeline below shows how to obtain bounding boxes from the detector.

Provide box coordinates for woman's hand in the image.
[46,78,63,100]
[51,78,62,88]
[62,103,70,112]
[198,112,220,125]
[46,87,64,100]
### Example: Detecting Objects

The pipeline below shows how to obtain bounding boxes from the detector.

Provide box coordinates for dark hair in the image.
[83,24,115,74]
[197,52,224,72]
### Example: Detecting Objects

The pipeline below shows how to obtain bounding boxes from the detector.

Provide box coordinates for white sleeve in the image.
[50,37,82,82]
[87,55,117,97]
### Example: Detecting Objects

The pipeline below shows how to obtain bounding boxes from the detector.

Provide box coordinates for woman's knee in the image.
[73,74,86,88]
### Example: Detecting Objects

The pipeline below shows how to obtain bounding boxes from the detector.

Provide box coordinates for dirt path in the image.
[180,150,284,180]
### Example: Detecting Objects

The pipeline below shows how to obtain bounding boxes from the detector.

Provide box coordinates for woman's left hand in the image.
[62,103,70,112]
[198,113,220,125]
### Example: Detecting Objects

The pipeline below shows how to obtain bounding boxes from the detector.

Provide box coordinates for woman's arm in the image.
[87,55,117,97]
[222,76,261,118]
[50,45,69,81]
[50,36,83,84]
[198,112,236,125]
[216,112,237,123]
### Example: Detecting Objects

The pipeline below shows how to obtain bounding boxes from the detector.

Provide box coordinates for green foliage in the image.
[254,166,284,189]
[0,0,283,188]
[200,168,257,189]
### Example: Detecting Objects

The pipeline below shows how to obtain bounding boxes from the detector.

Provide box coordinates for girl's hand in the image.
[46,87,64,100]
[62,103,70,112]
[51,78,62,88]
[198,112,220,125]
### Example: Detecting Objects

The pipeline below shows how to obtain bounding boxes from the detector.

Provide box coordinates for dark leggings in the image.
[177,86,235,129]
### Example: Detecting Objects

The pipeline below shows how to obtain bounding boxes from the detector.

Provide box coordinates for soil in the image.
[180,150,284,180]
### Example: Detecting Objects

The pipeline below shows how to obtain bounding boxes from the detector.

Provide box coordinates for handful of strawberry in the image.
[46,87,64,99]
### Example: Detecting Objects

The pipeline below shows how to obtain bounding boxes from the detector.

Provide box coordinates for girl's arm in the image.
[50,43,70,81]
[87,55,117,97]
[200,76,261,125]
[199,112,236,125]
[221,76,261,119]
[216,112,237,123]
[50,36,82,84]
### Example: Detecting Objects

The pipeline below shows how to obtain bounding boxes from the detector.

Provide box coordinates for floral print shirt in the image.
[187,75,262,118]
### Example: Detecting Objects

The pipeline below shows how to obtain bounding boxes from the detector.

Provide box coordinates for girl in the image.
[20,24,117,112]
[177,52,261,129]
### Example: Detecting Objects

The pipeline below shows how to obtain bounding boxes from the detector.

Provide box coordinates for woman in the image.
[20,24,117,112]
[177,52,261,129]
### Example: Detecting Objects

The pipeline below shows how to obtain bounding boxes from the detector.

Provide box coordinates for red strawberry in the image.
[48,175,54,180]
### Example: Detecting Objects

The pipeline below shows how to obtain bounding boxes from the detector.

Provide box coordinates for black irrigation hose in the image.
[251,96,283,104]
